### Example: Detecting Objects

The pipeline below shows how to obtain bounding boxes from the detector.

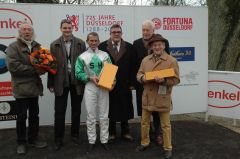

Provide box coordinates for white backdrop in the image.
[0,4,208,128]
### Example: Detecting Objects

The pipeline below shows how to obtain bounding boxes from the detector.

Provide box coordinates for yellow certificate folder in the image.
[98,62,118,90]
[145,68,176,81]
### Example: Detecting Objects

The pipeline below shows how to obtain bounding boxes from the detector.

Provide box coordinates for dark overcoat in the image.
[99,39,135,121]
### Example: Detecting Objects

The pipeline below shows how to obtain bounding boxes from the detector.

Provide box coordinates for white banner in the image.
[207,70,240,119]
[0,4,208,128]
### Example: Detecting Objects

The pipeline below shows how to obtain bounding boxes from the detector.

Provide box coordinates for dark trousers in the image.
[16,97,39,144]
[109,120,130,136]
[54,85,83,143]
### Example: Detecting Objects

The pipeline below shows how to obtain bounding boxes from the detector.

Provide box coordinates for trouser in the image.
[136,87,161,135]
[15,97,39,144]
[54,85,83,143]
[141,109,172,150]
[109,120,130,136]
[84,82,109,144]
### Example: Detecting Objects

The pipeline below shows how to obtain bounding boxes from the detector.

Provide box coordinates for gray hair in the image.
[18,20,35,41]
[142,20,155,30]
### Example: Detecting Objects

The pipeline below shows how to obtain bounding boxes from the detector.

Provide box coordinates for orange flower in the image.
[30,47,57,74]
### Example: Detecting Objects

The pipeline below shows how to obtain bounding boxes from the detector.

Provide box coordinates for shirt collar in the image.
[148,51,168,61]
[88,47,99,53]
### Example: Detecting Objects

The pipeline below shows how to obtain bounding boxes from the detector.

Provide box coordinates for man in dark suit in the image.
[133,20,170,145]
[47,19,86,150]
[99,24,135,142]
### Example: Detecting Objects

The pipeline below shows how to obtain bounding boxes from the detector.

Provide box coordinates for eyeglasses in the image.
[111,31,122,34]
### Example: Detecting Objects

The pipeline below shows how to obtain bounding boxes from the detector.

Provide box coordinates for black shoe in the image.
[17,144,26,154]
[29,140,47,148]
[54,141,63,151]
[122,134,134,142]
[86,143,95,154]
[101,143,110,151]
[135,145,149,152]
[164,150,172,159]
[108,135,116,143]
[72,137,81,145]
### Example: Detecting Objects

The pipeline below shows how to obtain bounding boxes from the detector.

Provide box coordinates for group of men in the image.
[6,18,179,159]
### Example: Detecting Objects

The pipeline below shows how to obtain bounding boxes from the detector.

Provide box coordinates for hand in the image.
[49,87,54,93]
[109,81,116,91]
[90,76,99,86]
[36,68,46,75]
[129,86,135,90]
[154,76,165,84]
[141,75,147,83]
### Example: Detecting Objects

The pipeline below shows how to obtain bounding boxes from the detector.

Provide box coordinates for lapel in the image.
[116,40,126,62]
[106,39,126,63]
[151,52,168,71]
[59,36,68,60]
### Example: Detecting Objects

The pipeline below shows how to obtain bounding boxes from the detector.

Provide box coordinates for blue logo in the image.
[169,47,195,61]
[0,44,8,74]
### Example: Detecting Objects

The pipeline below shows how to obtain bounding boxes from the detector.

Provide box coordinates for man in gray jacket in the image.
[47,19,86,150]
[6,21,47,155]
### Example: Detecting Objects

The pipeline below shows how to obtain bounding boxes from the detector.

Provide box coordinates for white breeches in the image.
[84,82,109,144]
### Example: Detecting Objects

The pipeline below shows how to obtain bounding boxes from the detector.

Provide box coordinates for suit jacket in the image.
[47,35,86,96]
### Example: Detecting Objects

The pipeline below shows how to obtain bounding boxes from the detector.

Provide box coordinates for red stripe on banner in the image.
[0,81,12,96]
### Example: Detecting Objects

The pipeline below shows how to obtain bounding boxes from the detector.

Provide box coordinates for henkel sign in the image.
[208,80,240,108]
[0,8,32,39]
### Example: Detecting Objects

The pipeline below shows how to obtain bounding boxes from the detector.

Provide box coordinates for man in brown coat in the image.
[135,34,180,159]
[47,19,86,150]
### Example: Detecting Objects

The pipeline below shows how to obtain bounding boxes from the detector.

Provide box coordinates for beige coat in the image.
[137,52,180,112]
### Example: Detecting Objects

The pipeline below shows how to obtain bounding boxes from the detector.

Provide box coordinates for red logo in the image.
[152,18,161,30]
[0,8,32,39]
[208,80,240,108]
[66,14,79,32]
[152,17,193,31]
[0,81,12,96]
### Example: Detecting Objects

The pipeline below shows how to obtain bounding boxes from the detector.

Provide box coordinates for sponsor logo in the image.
[0,8,32,39]
[208,80,240,108]
[0,101,17,121]
[0,102,11,115]
[0,81,12,96]
[169,47,195,61]
[0,44,8,74]
[66,14,79,31]
[152,18,161,29]
[152,17,193,31]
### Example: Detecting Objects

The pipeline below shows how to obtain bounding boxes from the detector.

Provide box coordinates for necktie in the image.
[113,43,118,54]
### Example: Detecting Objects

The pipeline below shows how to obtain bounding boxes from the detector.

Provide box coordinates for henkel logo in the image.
[152,17,193,31]
[66,14,79,32]
[208,80,240,108]
[0,8,33,39]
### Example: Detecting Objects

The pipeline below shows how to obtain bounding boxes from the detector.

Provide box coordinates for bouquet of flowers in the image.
[30,47,57,74]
